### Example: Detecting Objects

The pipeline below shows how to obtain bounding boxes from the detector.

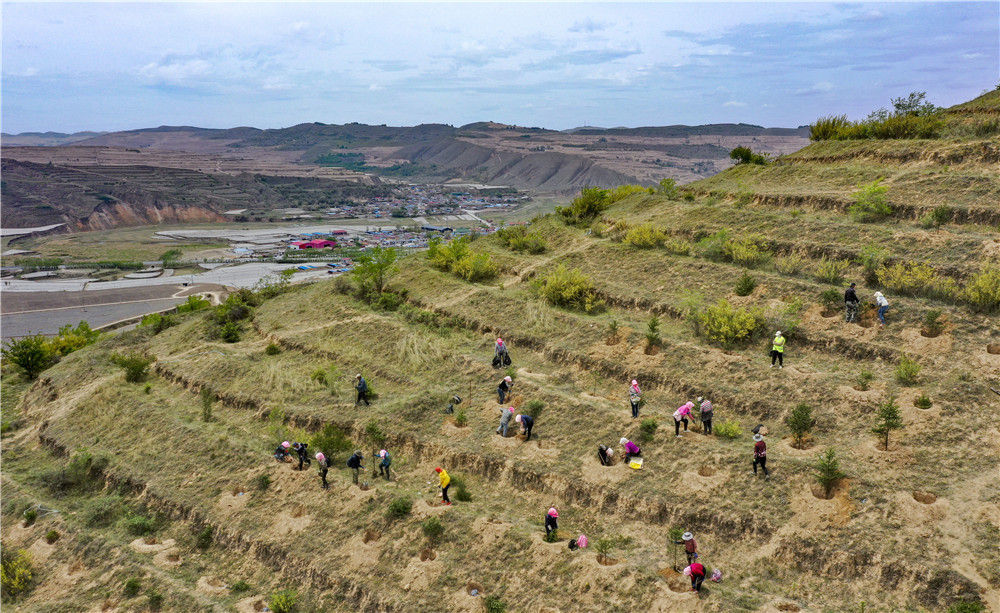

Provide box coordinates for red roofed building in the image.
[290,239,338,250]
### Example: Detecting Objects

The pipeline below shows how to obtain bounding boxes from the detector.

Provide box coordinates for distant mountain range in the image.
[2,120,810,229]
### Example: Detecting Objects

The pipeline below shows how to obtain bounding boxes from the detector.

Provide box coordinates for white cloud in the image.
[723,101,747,107]
[140,58,212,85]
[795,81,835,96]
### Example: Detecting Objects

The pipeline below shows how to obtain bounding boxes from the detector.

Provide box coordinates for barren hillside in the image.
[2,92,997,612]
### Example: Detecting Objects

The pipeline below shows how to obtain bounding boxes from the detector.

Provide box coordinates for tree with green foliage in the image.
[351,245,398,296]
[814,448,847,498]
[2,335,56,379]
[657,178,680,199]
[849,179,892,222]
[729,146,768,165]
[786,403,814,447]
[872,395,903,450]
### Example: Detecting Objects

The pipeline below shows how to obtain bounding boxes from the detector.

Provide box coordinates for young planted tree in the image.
[786,403,814,448]
[814,448,847,499]
[2,335,56,380]
[645,316,661,351]
[872,395,903,450]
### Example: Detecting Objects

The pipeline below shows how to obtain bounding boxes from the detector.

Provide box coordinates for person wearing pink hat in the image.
[544,507,559,537]
[494,337,509,366]
[273,440,291,462]
[629,379,642,419]
[515,413,534,440]
[497,375,513,404]
[378,449,391,481]
[315,452,330,489]
[673,402,694,437]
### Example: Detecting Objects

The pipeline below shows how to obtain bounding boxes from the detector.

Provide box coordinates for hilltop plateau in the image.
[1,91,998,612]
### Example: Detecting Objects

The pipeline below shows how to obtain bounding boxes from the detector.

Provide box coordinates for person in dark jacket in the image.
[752,434,769,477]
[597,444,615,466]
[845,282,860,322]
[355,374,369,406]
[274,441,291,462]
[347,450,364,484]
[689,561,706,592]
[497,376,513,404]
[515,413,533,440]
[545,507,559,536]
[378,449,391,481]
[292,442,310,471]
[698,397,713,435]
[316,452,330,489]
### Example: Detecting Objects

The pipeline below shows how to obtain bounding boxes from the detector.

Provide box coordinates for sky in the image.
[2,2,998,133]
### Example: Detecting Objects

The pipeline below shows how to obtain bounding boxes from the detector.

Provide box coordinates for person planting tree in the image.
[698,397,713,435]
[292,442,310,471]
[544,507,559,537]
[673,402,693,437]
[378,449,391,481]
[496,406,514,437]
[497,375,513,404]
[845,282,860,322]
[515,413,534,441]
[689,560,706,593]
[347,450,364,485]
[674,532,698,565]
[752,434,769,478]
[620,437,642,462]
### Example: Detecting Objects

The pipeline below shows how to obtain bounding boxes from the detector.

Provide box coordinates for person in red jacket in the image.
[752,433,769,478]
[689,561,706,592]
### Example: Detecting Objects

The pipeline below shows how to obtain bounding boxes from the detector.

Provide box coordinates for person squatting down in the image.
[545,507,558,536]
[629,379,642,419]
[620,437,641,461]
[515,413,533,440]
[598,444,615,466]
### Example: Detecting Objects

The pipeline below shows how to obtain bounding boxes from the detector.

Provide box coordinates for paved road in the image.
[1,284,223,339]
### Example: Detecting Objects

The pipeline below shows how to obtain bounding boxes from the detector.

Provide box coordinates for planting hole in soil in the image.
[777,604,800,612]
[144,537,157,545]
[253,600,267,612]
[167,552,180,562]
[466,581,483,596]
[987,344,1000,355]
[912,491,937,504]
[658,569,688,593]
[597,554,619,566]
[419,548,437,561]
[292,506,305,518]
[698,466,715,477]
[820,308,838,318]
[643,344,660,356]
[363,529,381,543]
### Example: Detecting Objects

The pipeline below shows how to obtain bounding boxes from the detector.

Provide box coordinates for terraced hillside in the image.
[2,93,998,613]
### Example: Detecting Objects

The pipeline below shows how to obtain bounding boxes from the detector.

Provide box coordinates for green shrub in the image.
[734,272,756,296]
[713,419,741,439]
[175,294,210,313]
[255,474,271,491]
[452,251,498,282]
[859,245,887,285]
[454,408,467,427]
[139,312,177,334]
[786,404,814,447]
[947,601,986,613]
[430,236,497,282]
[269,590,298,613]
[524,400,545,420]
[856,369,875,391]
[730,146,768,165]
[143,383,152,394]
[484,596,507,613]
[1,335,56,380]
[814,257,851,285]
[497,226,546,254]
[963,268,1000,313]
[922,309,945,336]
[42,450,110,496]
[872,395,903,450]
[109,352,153,383]
[386,497,413,520]
[662,237,691,255]
[200,386,215,422]
[657,178,680,199]
[645,316,661,349]
[914,394,932,409]
[694,229,730,262]
[920,206,952,229]
[814,449,846,498]
[849,179,892,222]
[819,288,842,312]
[594,537,615,558]
[452,476,472,502]
[683,192,696,202]
[123,513,156,536]
[623,223,668,249]
[206,292,256,341]
[218,321,242,343]
[774,253,806,275]
[543,528,559,543]
[195,526,213,550]
[265,343,281,355]
[639,418,658,442]
[365,421,387,445]
[230,580,251,594]
[351,245,398,297]
[49,321,101,356]
[123,577,141,598]
[533,265,604,313]
[695,299,762,347]
[725,235,771,267]
[1,546,34,601]
[607,319,619,339]
[422,516,445,542]
[22,508,37,526]
[44,530,60,544]
[895,355,921,385]
[557,187,612,225]
[877,262,957,300]
[311,423,352,457]
[810,115,851,140]
[82,496,123,527]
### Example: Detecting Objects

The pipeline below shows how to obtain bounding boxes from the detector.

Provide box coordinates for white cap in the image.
[619,437,628,445]
[753,433,763,441]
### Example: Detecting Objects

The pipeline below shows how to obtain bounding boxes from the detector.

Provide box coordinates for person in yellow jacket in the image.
[435,467,451,505]
[770,331,785,369]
